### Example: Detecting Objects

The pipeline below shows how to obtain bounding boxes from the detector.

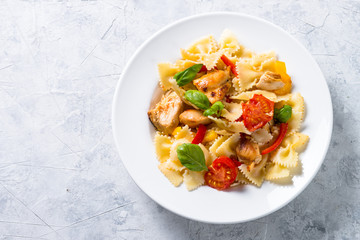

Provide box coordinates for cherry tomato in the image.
[204,156,238,190]
[242,94,274,132]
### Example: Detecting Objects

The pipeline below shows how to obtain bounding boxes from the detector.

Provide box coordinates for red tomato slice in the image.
[242,94,274,132]
[204,156,238,190]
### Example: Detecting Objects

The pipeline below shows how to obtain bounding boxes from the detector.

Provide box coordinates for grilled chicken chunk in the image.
[193,68,231,104]
[236,136,261,165]
[179,109,212,128]
[256,71,284,91]
[148,90,184,135]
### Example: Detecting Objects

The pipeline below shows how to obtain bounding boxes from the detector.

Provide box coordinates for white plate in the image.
[112,12,333,224]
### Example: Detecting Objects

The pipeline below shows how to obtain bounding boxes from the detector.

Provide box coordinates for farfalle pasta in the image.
[148,30,308,191]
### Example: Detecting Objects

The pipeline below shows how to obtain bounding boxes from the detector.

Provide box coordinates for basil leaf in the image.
[274,105,292,123]
[176,143,208,171]
[203,101,224,117]
[203,108,215,117]
[184,90,211,110]
[174,64,203,87]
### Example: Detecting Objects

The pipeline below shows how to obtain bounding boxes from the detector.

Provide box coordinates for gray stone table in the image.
[0,0,359,239]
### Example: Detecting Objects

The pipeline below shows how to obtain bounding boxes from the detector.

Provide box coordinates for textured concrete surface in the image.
[0,0,359,239]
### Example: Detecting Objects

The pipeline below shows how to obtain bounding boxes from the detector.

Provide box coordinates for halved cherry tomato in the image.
[261,123,288,155]
[242,94,274,132]
[221,55,238,76]
[192,124,207,144]
[204,156,238,190]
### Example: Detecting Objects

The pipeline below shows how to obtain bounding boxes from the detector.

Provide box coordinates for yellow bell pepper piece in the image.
[203,130,218,143]
[275,61,286,74]
[172,126,182,137]
[275,61,290,80]
[274,61,292,95]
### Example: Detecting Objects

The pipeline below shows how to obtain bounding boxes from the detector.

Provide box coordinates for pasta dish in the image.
[147,30,308,191]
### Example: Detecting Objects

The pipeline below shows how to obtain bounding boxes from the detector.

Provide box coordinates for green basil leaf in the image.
[173,70,186,82]
[203,108,215,117]
[274,105,292,123]
[176,143,208,171]
[203,101,225,117]
[184,90,211,110]
[174,64,203,86]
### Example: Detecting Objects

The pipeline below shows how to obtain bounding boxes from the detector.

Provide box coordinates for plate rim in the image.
[111,12,334,224]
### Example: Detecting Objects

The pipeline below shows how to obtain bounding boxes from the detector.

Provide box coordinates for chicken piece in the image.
[251,120,274,147]
[236,136,261,165]
[251,128,273,147]
[179,109,212,128]
[193,68,231,104]
[148,90,184,135]
[260,124,280,150]
[256,71,284,91]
